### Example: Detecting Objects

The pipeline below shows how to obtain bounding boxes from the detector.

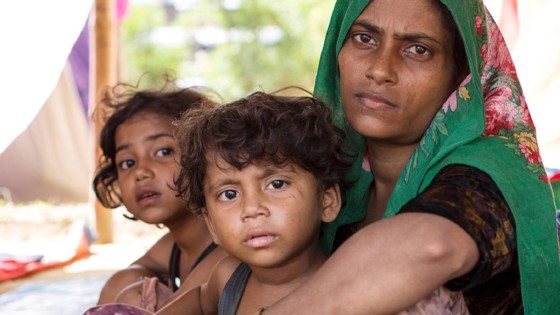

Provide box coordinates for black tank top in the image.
[218,263,251,315]
[168,242,218,292]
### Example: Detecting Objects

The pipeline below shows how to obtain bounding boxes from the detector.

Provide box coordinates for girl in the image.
[91,83,227,312]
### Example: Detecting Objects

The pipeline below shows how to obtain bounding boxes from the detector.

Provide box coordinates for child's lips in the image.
[243,232,278,248]
[136,190,161,205]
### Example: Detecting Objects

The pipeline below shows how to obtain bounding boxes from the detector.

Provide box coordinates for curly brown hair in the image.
[174,90,354,214]
[92,82,216,208]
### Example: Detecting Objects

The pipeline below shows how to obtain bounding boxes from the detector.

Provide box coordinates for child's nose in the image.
[134,161,154,182]
[241,192,270,221]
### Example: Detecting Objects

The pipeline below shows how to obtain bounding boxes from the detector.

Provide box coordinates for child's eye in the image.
[217,189,238,201]
[118,159,135,170]
[156,147,173,157]
[266,180,287,190]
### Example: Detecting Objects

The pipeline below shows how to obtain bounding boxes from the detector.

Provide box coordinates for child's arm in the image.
[97,233,173,304]
[155,255,241,315]
[155,286,204,315]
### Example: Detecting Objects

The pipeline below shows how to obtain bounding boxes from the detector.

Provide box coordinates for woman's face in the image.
[338,0,457,146]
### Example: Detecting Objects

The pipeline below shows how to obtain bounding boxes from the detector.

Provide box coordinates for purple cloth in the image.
[83,303,153,315]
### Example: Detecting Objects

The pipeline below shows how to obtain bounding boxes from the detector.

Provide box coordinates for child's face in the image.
[201,157,341,268]
[114,111,186,226]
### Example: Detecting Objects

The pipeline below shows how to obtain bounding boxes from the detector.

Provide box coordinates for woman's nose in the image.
[365,46,398,85]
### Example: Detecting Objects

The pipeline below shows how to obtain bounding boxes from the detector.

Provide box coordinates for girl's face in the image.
[201,157,340,268]
[115,111,186,226]
[338,0,457,146]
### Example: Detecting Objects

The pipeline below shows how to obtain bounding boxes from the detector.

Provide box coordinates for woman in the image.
[263,0,560,314]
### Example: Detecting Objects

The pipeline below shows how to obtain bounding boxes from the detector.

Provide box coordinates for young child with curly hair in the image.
[153,90,353,315]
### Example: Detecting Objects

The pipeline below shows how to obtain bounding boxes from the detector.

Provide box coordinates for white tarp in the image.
[0,0,94,154]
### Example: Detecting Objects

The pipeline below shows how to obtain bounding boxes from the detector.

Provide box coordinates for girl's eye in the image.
[156,147,173,157]
[118,159,135,170]
[266,180,287,190]
[218,189,238,201]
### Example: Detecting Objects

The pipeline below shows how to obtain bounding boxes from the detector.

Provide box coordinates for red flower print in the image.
[484,22,516,76]
[475,16,483,35]
[443,74,472,113]
[484,85,516,135]
[518,95,535,129]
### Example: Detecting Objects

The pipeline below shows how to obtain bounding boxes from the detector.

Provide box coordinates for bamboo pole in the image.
[90,0,118,243]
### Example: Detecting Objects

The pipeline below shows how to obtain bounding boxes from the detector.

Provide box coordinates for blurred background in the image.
[0,0,333,206]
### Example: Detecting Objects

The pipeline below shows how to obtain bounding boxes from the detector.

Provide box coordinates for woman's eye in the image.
[218,189,238,201]
[118,159,135,170]
[406,44,430,56]
[156,147,173,157]
[352,33,374,45]
[266,180,287,190]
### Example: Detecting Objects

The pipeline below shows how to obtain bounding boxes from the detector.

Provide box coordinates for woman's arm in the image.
[264,212,479,315]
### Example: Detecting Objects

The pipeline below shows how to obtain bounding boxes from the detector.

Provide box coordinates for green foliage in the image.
[120,0,334,100]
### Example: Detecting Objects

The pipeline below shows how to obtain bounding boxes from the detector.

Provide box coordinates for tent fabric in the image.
[68,22,91,116]
[0,221,95,282]
[0,0,94,155]
[0,65,91,203]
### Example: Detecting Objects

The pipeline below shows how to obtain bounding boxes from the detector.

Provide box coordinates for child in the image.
[88,82,227,312]
[155,90,353,314]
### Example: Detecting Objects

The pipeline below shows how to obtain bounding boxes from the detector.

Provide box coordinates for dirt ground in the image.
[0,202,166,295]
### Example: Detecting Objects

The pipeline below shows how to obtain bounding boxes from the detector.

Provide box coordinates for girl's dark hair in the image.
[435,0,469,86]
[92,82,215,208]
[174,89,354,214]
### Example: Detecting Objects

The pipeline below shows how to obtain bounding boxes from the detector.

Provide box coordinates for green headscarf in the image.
[315,0,560,314]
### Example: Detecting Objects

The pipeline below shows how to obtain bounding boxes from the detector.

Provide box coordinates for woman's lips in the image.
[356,92,397,110]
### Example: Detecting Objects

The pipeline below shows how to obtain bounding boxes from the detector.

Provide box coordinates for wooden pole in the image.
[90,0,118,243]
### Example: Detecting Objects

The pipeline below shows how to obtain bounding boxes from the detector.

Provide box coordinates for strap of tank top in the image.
[218,263,251,315]
[168,242,218,292]
[168,243,181,292]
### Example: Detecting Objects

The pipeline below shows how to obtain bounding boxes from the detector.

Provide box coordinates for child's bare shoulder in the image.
[213,255,241,289]
[132,232,174,270]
